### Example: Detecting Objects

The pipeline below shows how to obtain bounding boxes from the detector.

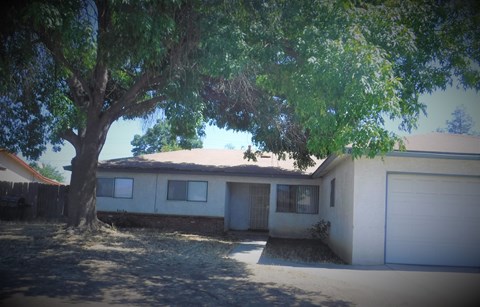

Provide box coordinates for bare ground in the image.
[0,222,350,306]
[263,237,345,265]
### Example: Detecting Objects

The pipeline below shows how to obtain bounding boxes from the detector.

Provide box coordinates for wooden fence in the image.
[0,181,69,221]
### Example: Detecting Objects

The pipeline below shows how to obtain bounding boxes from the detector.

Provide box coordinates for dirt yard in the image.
[0,222,348,306]
[2,222,478,307]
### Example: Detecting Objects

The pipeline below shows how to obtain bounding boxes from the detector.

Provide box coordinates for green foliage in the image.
[1,0,479,167]
[437,105,477,135]
[131,119,203,156]
[29,162,65,183]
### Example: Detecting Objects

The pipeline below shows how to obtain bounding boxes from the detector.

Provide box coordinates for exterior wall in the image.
[0,153,36,183]
[96,170,323,238]
[351,155,480,265]
[96,172,157,214]
[268,177,323,238]
[319,157,355,264]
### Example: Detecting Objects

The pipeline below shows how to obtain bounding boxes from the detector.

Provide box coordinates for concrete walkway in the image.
[228,238,267,264]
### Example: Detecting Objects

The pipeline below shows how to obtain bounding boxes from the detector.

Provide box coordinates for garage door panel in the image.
[386,173,480,267]
[387,240,480,266]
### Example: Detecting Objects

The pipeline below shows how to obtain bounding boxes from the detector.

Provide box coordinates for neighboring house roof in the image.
[0,149,62,185]
[98,149,322,178]
[313,133,480,178]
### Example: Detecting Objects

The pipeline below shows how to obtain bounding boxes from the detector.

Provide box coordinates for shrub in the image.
[309,219,331,241]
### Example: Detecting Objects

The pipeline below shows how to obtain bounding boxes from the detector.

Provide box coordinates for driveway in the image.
[230,237,480,306]
[1,223,479,306]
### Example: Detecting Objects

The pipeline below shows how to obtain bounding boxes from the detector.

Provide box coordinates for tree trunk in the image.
[66,132,105,230]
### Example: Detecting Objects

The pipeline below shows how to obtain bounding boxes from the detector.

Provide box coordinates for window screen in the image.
[114,178,134,198]
[187,181,208,202]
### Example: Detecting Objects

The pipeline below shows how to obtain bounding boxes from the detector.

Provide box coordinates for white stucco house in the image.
[96,133,480,267]
[0,149,61,185]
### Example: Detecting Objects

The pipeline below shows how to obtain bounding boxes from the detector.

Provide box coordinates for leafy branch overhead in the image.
[0,0,479,228]
[131,119,203,156]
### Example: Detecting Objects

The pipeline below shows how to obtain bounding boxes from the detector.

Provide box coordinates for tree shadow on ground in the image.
[0,222,354,306]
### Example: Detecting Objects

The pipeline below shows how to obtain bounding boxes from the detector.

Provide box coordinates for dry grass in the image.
[263,237,346,264]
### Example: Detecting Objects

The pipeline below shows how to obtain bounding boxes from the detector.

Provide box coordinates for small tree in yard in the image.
[1,1,479,230]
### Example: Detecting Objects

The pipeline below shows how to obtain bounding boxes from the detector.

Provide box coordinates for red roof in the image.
[0,149,63,185]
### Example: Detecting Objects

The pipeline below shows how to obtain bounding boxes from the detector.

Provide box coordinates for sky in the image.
[34,86,479,183]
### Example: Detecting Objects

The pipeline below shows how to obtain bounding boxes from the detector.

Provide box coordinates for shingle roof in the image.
[98,133,479,179]
[98,149,322,178]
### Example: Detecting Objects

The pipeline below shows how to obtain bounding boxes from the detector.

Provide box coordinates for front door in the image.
[249,184,270,230]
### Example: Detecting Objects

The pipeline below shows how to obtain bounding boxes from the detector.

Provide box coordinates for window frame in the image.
[276,184,319,214]
[113,177,134,199]
[167,180,208,202]
[96,177,134,199]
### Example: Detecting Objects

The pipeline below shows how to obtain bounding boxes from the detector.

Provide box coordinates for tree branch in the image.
[61,129,81,152]
[38,33,90,104]
[90,0,110,111]
[113,95,167,122]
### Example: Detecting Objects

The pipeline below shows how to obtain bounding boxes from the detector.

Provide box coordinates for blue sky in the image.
[36,86,479,183]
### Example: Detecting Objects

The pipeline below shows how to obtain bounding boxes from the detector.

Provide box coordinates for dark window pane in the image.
[97,178,114,197]
[168,180,187,200]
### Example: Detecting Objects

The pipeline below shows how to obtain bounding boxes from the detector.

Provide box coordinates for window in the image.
[277,185,319,214]
[96,178,134,198]
[167,180,208,202]
[114,178,134,198]
[330,178,336,207]
[97,178,114,197]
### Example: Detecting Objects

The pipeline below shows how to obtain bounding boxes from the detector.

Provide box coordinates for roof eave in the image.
[387,150,480,160]
[97,166,313,179]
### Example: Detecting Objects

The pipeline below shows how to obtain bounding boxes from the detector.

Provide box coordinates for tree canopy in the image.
[29,162,65,183]
[131,119,203,156]
[437,105,477,135]
[0,0,479,228]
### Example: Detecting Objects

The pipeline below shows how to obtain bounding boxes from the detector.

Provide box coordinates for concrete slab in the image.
[228,240,267,264]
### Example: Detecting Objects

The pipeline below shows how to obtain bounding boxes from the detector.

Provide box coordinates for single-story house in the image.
[96,133,480,267]
[0,149,61,185]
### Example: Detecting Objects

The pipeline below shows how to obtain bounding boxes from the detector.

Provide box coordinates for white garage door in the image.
[386,173,480,267]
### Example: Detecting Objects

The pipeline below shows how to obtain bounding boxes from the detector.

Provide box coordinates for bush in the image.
[309,219,331,241]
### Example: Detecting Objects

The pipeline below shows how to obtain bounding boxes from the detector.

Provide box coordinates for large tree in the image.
[1,0,479,229]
